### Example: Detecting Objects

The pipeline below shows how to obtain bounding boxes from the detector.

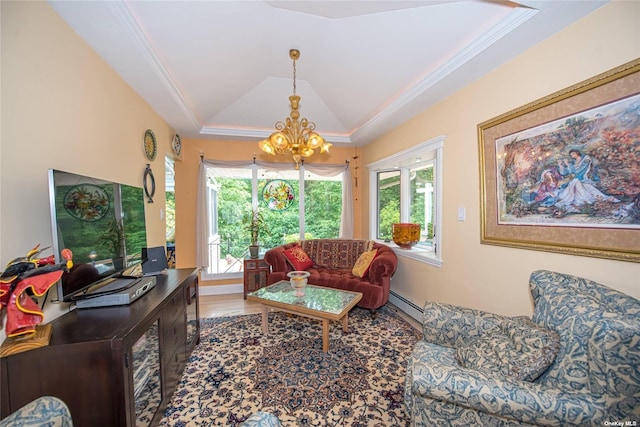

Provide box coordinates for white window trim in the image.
[198,160,351,280]
[368,136,444,267]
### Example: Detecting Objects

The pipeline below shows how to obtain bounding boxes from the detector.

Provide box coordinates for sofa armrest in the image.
[368,244,397,285]
[263,243,297,274]
[421,301,513,348]
[409,341,602,426]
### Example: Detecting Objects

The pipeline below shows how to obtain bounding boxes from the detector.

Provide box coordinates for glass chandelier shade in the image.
[258,49,332,169]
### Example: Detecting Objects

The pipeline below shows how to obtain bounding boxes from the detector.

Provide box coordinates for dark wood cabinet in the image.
[243,258,269,298]
[0,268,199,427]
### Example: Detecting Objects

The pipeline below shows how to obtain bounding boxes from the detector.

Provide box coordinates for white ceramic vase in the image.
[287,271,310,297]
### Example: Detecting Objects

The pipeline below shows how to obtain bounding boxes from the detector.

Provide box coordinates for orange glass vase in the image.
[392,223,421,249]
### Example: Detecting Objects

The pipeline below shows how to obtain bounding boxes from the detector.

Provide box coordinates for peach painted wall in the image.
[361,1,640,316]
[174,138,359,286]
[1,1,175,341]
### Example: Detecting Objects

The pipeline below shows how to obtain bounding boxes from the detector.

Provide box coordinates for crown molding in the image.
[351,7,538,142]
[107,2,201,130]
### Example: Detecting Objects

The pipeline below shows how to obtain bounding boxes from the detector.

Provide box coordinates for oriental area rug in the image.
[159,305,422,426]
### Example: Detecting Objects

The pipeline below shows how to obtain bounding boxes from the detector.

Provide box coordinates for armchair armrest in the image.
[410,341,603,426]
[0,396,73,427]
[421,301,511,348]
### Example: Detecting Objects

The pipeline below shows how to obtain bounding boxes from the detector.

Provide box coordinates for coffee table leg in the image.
[322,318,329,352]
[261,306,269,335]
[342,313,349,333]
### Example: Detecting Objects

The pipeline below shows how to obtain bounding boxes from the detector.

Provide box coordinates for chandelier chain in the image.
[292,57,297,95]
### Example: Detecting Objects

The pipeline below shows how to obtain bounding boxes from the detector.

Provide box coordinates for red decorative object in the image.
[392,223,421,249]
[282,245,314,270]
[0,244,72,338]
[6,271,64,337]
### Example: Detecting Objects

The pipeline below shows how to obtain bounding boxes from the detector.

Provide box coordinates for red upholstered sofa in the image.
[263,239,397,311]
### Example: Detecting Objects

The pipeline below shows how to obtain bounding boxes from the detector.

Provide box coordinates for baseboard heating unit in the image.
[389,290,423,323]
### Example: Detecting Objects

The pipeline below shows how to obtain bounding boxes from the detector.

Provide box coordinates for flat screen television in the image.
[48,169,148,302]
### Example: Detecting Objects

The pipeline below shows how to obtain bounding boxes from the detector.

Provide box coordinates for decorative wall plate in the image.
[262,179,295,211]
[144,129,157,161]
[63,184,110,222]
[172,134,182,156]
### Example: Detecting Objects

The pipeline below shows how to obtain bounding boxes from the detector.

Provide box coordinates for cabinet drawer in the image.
[163,313,186,361]
[245,259,268,270]
[165,292,185,325]
[163,350,185,399]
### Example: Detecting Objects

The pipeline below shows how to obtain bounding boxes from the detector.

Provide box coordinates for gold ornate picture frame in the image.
[478,58,640,263]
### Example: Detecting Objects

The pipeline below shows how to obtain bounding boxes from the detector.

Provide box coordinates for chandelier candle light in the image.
[259,49,332,170]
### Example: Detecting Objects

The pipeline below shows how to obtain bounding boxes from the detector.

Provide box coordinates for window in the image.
[368,136,443,266]
[303,170,343,240]
[205,167,252,278]
[376,170,401,241]
[165,157,176,266]
[200,162,348,280]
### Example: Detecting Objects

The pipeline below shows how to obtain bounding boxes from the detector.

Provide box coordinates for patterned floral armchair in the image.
[404,269,640,426]
[0,396,73,426]
[240,411,283,426]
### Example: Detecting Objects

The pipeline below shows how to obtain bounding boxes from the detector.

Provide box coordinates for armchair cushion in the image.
[406,340,601,426]
[456,316,560,382]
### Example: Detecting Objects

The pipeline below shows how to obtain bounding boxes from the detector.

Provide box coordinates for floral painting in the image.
[496,93,640,229]
[63,184,110,222]
[262,179,295,211]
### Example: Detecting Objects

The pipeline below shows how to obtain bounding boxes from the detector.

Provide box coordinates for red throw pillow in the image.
[283,245,314,271]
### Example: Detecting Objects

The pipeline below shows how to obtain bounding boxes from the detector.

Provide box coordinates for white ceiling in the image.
[48,0,606,146]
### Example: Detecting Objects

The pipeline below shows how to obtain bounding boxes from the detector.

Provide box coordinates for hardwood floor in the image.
[198,292,422,330]
[199,293,264,318]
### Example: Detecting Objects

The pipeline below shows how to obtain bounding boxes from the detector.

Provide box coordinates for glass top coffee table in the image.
[247,280,363,352]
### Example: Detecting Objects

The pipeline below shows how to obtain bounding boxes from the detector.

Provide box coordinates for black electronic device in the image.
[48,169,148,303]
[141,246,168,276]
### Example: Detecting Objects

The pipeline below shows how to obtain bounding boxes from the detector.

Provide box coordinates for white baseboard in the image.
[199,283,243,296]
[389,290,423,323]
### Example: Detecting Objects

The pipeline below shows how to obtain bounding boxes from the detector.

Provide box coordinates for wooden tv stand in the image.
[0,268,199,427]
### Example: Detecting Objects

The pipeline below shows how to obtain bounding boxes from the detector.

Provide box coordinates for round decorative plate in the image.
[262,179,295,211]
[63,184,110,222]
[172,134,182,156]
[144,129,157,161]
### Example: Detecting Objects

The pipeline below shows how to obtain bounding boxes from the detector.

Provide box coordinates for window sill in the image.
[379,241,443,267]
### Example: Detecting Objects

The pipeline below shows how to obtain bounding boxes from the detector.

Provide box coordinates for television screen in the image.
[48,169,148,302]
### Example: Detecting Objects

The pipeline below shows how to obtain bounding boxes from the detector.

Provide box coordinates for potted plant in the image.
[243,207,268,258]
[100,218,126,269]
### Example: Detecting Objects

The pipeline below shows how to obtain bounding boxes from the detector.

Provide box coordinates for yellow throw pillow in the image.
[352,249,378,278]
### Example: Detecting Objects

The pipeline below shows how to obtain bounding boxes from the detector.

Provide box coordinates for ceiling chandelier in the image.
[258,49,331,170]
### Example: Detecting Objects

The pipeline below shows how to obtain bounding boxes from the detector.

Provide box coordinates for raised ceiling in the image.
[49,0,606,146]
